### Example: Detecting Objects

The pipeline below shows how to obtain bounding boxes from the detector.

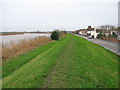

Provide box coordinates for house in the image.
[86,26,95,37]
[78,26,99,38]
[92,29,100,38]
[95,29,111,38]
[96,28,118,37]
[86,26,117,38]
[86,26,99,38]
[77,26,119,39]
[79,29,87,35]
[109,29,118,36]
[103,30,109,36]
[87,29,102,38]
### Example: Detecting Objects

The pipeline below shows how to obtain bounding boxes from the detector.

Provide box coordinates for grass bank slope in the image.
[3,34,118,88]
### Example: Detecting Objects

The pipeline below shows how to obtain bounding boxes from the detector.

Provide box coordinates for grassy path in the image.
[3,34,118,88]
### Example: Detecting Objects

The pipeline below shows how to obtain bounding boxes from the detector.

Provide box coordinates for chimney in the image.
[88,26,91,29]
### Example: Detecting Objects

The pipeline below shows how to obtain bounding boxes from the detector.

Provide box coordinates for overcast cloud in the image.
[0,0,119,32]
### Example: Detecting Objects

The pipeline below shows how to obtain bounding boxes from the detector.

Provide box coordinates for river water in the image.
[0,33,51,44]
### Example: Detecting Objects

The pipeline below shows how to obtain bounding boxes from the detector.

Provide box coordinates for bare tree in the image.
[98,25,116,30]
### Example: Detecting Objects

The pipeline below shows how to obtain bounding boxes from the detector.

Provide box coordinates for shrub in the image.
[76,32,79,34]
[51,30,60,40]
[111,32,117,38]
[97,32,102,38]
[103,34,106,37]
[108,32,117,38]
[108,33,111,37]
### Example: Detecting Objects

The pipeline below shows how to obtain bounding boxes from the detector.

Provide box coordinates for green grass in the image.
[2,34,118,88]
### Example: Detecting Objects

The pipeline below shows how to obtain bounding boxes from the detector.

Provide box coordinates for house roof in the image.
[108,29,118,31]
[96,29,102,33]
[79,29,87,31]
[96,29,116,33]
[87,28,94,31]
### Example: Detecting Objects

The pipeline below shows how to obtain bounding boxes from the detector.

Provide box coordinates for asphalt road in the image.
[75,34,120,56]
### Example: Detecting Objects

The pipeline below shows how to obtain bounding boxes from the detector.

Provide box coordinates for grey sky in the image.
[1,0,119,32]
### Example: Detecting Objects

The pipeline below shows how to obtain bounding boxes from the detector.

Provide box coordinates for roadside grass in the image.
[2,34,118,88]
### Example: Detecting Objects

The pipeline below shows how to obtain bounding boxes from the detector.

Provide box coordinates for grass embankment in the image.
[2,36,52,60]
[2,34,118,88]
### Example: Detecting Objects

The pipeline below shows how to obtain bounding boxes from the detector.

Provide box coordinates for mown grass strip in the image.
[40,34,118,88]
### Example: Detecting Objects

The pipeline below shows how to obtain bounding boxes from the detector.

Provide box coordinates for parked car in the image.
[88,36,92,39]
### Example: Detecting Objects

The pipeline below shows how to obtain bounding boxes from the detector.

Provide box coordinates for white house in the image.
[93,29,100,38]
[78,26,102,38]
[87,28,100,38]
[79,30,82,35]
[86,26,99,38]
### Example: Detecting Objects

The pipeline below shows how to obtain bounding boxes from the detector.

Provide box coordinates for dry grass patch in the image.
[2,36,52,60]
[0,33,24,36]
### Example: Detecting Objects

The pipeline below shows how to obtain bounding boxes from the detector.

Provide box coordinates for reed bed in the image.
[2,36,52,60]
[0,33,24,36]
